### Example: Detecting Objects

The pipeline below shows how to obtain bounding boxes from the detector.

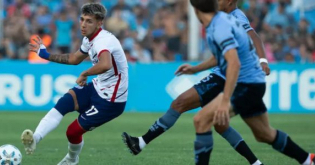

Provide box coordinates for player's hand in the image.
[260,62,270,76]
[174,64,196,76]
[29,36,42,53]
[213,99,230,126]
[29,35,50,59]
[76,74,87,86]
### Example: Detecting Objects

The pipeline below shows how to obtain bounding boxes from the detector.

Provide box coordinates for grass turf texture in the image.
[0,112,314,165]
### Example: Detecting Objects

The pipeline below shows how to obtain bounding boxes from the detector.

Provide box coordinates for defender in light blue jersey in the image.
[206,12,265,83]
[212,0,270,78]
[189,0,315,165]
[121,1,267,165]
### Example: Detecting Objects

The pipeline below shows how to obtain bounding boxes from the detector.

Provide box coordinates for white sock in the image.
[252,160,262,165]
[138,137,146,149]
[68,141,84,161]
[33,108,63,144]
[302,154,312,165]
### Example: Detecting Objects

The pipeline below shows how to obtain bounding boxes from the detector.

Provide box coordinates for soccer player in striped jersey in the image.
[21,3,128,165]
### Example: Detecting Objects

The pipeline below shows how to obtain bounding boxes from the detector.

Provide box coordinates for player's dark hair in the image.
[190,0,218,13]
[81,3,107,20]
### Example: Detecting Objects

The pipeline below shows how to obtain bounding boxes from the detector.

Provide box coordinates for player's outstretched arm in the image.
[29,36,87,65]
[193,55,217,72]
[247,30,270,75]
[214,49,240,126]
[175,56,217,76]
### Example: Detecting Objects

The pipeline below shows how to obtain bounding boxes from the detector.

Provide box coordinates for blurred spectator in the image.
[124,49,137,62]
[131,42,152,63]
[245,0,267,32]
[284,52,295,63]
[6,0,31,18]
[299,43,313,63]
[1,0,314,64]
[54,9,74,53]
[0,38,14,59]
[152,38,167,62]
[283,36,300,62]
[33,6,53,33]
[263,1,292,31]
[272,43,286,61]
[4,9,30,59]
[105,8,129,36]
[259,31,276,62]
[163,11,181,61]
[296,19,311,40]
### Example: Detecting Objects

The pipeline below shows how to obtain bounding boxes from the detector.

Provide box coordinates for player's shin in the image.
[33,108,63,144]
[141,108,180,145]
[194,131,213,165]
[33,92,75,144]
[66,119,86,161]
[219,126,260,164]
[68,141,84,161]
[272,130,309,164]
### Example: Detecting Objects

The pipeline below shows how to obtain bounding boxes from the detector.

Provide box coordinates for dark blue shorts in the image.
[71,83,126,131]
[194,73,225,107]
[194,74,267,118]
[231,83,267,118]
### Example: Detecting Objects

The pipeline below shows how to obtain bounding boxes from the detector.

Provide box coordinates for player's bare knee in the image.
[171,95,190,113]
[193,115,202,128]
[68,90,79,111]
[194,115,212,132]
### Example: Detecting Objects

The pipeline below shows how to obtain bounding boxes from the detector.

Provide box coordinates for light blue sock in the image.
[220,126,243,148]
[155,108,181,131]
[194,131,213,164]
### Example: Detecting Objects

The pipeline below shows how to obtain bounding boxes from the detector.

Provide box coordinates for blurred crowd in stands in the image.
[0,0,314,63]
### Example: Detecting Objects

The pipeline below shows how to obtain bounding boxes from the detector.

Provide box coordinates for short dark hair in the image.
[190,0,218,13]
[81,3,107,20]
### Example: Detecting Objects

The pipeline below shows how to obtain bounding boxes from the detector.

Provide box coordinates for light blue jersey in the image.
[206,12,265,83]
[211,9,256,80]
[230,8,253,33]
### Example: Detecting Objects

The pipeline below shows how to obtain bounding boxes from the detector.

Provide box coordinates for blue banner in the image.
[0,61,314,113]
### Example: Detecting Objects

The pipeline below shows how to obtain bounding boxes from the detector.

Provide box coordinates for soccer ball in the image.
[0,144,22,165]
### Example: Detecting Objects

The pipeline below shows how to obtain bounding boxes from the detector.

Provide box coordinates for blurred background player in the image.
[188,0,314,164]
[122,0,271,164]
[21,3,128,165]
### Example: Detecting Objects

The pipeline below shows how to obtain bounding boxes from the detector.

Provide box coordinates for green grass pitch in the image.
[0,112,314,165]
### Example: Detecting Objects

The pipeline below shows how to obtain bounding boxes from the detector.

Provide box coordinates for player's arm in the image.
[174,56,217,76]
[214,49,240,126]
[247,30,270,75]
[29,36,87,65]
[222,49,240,102]
[49,50,87,65]
[81,51,112,76]
[193,55,217,72]
[212,21,240,125]
[76,51,112,86]
[236,12,270,75]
